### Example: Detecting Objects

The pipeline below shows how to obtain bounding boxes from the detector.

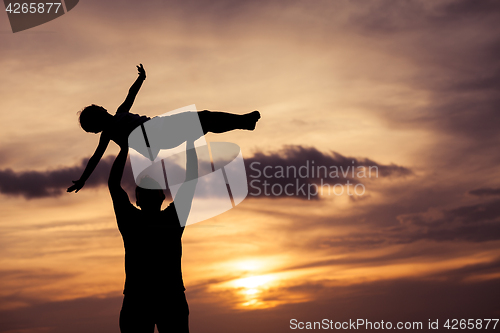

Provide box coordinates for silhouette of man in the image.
[108,140,198,333]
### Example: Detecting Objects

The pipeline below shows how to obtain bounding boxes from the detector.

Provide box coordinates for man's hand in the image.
[67,180,85,193]
[137,64,146,80]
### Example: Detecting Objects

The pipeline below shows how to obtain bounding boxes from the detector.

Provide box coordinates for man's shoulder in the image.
[161,202,184,229]
[113,195,139,218]
[161,202,178,217]
[114,201,140,232]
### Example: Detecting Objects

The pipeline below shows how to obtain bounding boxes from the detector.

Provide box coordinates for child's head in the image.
[78,104,111,133]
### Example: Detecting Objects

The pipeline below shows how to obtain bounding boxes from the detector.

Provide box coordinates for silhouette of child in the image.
[68,64,260,193]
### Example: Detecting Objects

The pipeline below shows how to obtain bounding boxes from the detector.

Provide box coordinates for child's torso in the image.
[106,112,150,143]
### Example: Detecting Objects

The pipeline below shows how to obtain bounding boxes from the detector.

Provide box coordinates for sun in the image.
[232,275,274,289]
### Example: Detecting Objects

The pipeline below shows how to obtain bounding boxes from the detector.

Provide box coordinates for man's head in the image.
[78,104,112,133]
[135,176,167,211]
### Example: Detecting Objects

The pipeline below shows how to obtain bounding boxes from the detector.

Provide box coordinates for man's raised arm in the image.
[108,146,131,205]
[172,141,199,226]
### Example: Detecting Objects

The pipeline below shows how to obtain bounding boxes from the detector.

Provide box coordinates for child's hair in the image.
[78,104,109,133]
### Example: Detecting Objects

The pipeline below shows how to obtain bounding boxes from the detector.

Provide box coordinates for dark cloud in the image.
[400,199,500,228]
[0,156,136,199]
[245,145,411,200]
[282,244,460,272]
[469,187,500,197]
[263,188,500,255]
[306,198,500,248]
[0,268,76,286]
[432,257,500,282]
[442,0,500,17]
[0,145,411,200]
[374,198,500,244]
[446,200,500,224]
[405,223,500,243]
[0,294,122,333]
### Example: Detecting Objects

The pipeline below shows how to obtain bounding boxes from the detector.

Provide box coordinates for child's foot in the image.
[242,111,261,130]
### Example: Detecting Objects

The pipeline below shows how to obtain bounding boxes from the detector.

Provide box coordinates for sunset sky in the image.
[1,0,500,332]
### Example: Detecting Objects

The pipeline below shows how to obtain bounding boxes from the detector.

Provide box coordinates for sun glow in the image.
[234,260,263,272]
[231,274,276,308]
[214,260,280,309]
[232,274,274,289]
[207,259,319,309]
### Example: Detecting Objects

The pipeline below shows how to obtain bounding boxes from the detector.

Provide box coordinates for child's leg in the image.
[197,110,260,134]
[135,110,261,158]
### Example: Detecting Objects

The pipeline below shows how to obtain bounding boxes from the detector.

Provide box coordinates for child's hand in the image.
[137,64,146,80]
[67,180,85,193]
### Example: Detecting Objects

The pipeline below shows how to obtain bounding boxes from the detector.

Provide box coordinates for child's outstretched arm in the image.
[67,134,110,193]
[116,64,146,114]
